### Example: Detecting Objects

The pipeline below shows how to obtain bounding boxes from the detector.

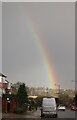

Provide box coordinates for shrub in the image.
[14,107,24,113]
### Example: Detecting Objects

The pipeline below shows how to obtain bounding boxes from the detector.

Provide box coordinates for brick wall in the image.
[2,98,18,113]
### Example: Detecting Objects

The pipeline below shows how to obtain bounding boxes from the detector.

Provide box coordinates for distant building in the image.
[27,87,59,98]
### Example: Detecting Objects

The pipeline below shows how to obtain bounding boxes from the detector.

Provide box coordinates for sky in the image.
[2,2,75,89]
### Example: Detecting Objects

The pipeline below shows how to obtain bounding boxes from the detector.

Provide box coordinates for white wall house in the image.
[0,73,8,96]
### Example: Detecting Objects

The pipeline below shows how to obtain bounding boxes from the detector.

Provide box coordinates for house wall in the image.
[2,98,18,113]
[2,98,7,113]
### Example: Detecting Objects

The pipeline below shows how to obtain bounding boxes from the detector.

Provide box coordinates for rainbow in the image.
[18,6,58,89]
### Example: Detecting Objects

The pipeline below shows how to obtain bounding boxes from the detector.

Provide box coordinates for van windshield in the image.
[43,98,56,106]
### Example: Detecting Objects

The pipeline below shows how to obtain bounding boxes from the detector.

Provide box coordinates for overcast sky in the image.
[2,2,75,89]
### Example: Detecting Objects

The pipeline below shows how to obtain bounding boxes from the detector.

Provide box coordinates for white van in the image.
[41,97,57,118]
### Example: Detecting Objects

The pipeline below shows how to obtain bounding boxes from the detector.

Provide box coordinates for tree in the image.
[58,93,71,106]
[36,96,43,107]
[16,83,28,107]
[75,94,77,107]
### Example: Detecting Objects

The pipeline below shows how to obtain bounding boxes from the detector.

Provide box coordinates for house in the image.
[0,73,7,96]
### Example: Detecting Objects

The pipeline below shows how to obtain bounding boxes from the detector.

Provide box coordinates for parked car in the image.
[58,105,66,111]
[71,106,77,111]
[41,97,57,118]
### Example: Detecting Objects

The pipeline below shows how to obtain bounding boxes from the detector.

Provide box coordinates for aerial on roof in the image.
[0,73,7,78]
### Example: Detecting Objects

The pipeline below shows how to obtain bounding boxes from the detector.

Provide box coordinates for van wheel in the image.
[41,113,44,117]
[41,110,44,117]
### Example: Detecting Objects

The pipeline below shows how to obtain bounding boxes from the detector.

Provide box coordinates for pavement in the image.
[0,112,2,120]
[2,110,38,119]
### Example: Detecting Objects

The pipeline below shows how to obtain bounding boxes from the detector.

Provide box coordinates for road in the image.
[58,109,75,118]
[31,109,75,118]
[2,109,75,119]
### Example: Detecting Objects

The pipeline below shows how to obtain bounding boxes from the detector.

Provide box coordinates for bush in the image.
[14,108,24,113]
